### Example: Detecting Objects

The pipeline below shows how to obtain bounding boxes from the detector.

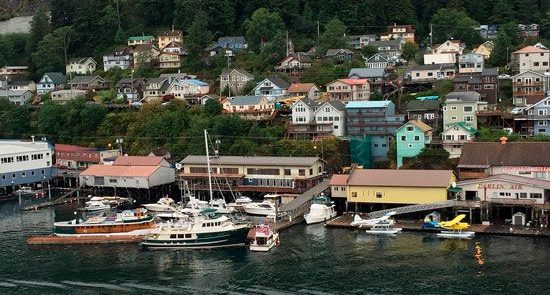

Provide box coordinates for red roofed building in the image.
[330,174,349,198]
[79,155,175,189]
[54,144,120,170]
[326,79,370,102]
[512,45,549,73]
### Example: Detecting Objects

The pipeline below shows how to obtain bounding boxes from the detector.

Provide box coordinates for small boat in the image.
[155,211,189,221]
[80,196,132,212]
[143,196,177,213]
[141,208,251,250]
[243,194,279,216]
[83,200,111,212]
[227,196,253,212]
[365,223,402,235]
[13,186,36,195]
[250,224,279,252]
[304,194,337,225]
[209,198,236,214]
[54,208,156,236]
[437,230,476,239]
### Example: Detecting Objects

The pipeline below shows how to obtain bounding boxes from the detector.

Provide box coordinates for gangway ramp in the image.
[366,200,457,219]
[280,180,330,212]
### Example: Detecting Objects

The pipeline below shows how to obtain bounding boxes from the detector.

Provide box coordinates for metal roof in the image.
[345,100,392,109]
[347,169,454,188]
[348,68,387,78]
[228,96,264,106]
[180,155,322,167]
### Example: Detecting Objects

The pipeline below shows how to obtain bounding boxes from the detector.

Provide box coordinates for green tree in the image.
[32,34,65,78]
[402,41,419,60]
[318,17,347,54]
[430,8,482,47]
[50,0,76,28]
[244,8,285,51]
[204,98,222,115]
[487,30,512,67]
[0,34,29,66]
[184,10,211,71]
[26,9,51,60]
[361,45,378,59]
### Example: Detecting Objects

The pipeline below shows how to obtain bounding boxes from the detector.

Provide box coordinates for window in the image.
[406,126,414,132]
[352,192,357,198]
[538,109,547,116]
[298,169,305,176]
[464,106,473,112]
[519,171,531,175]
[400,135,406,141]
[284,169,291,176]
[451,116,457,120]
[408,144,413,148]
[414,135,420,141]
[518,193,528,199]
[376,192,382,198]
[451,106,457,110]
[534,172,546,179]
[109,179,117,184]
[531,193,543,199]
[247,168,280,175]
[499,192,511,197]
[464,116,473,122]
[190,167,208,174]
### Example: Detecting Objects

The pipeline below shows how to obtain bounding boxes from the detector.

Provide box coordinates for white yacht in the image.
[81,196,131,212]
[250,224,279,252]
[304,194,337,225]
[365,223,403,235]
[143,196,177,213]
[243,195,279,216]
[227,196,253,212]
[83,200,111,212]
[209,198,236,214]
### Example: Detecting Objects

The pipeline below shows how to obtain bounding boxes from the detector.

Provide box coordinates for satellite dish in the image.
[451,182,457,188]
[175,163,182,170]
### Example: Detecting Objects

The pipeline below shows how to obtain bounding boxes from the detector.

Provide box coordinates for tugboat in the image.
[304,193,337,225]
[53,208,155,236]
[249,224,279,252]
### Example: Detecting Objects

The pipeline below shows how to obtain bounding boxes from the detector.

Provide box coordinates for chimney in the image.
[500,136,508,144]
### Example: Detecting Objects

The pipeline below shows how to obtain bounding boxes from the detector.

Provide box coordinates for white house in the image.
[364,53,390,69]
[37,72,66,95]
[222,96,275,121]
[103,47,134,71]
[0,139,54,188]
[314,101,346,137]
[253,76,290,100]
[424,40,465,65]
[165,78,210,99]
[441,122,477,159]
[290,98,345,138]
[458,52,484,73]
[66,57,97,76]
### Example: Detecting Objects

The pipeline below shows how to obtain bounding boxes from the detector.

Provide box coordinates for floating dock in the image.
[27,235,143,245]
[326,215,550,237]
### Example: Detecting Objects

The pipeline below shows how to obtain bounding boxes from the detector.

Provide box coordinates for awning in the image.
[448,187,463,193]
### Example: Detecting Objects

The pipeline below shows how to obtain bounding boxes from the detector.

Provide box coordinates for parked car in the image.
[498,74,511,79]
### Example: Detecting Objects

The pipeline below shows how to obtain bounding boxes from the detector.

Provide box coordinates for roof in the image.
[287,83,317,93]
[326,48,354,56]
[68,57,95,64]
[69,75,104,84]
[348,68,387,79]
[113,156,165,166]
[3,90,31,96]
[345,100,392,109]
[80,165,159,178]
[454,75,482,84]
[365,53,390,63]
[115,78,146,88]
[384,24,415,34]
[444,122,477,135]
[445,91,481,102]
[180,155,321,167]
[458,174,550,189]
[228,96,264,106]
[184,79,209,86]
[324,100,346,111]
[400,119,432,133]
[55,144,97,152]
[333,79,369,86]
[159,30,182,37]
[481,68,498,76]
[347,169,453,188]
[513,46,549,54]
[458,142,550,168]
[294,98,319,110]
[406,100,440,111]
[133,44,158,52]
[330,174,349,186]
[265,76,290,89]
[9,80,34,86]
[220,68,254,79]
[42,72,66,84]
[369,39,403,48]
[409,63,455,71]
[128,35,154,41]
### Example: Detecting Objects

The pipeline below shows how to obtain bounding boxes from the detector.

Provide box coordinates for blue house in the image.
[345,100,405,163]
[206,36,248,56]
[396,119,433,168]
[517,96,550,136]
[37,72,65,95]
[253,76,290,99]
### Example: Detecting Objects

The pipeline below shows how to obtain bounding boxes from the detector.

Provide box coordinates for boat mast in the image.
[204,129,214,202]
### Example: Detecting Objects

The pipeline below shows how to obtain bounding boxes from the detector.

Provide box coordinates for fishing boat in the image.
[141,208,251,250]
[249,224,279,252]
[53,208,156,236]
[243,195,279,216]
[365,223,403,235]
[143,196,177,213]
[304,194,337,225]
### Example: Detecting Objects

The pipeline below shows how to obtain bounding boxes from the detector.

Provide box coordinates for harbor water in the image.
[0,201,549,294]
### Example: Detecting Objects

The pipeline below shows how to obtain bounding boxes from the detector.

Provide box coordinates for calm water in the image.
[0,200,549,295]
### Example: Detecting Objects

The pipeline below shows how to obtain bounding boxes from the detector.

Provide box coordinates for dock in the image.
[27,235,143,245]
[326,214,550,237]
[20,186,86,211]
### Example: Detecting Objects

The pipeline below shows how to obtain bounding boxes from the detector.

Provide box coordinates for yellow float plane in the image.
[438,214,470,230]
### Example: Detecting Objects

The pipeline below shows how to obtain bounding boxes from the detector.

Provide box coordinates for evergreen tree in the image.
[26,10,51,60]
[184,10,212,71]
[318,17,348,54]
[244,8,285,51]
[487,30,512,67]
[50,0,76,28]
[430,8,482,47]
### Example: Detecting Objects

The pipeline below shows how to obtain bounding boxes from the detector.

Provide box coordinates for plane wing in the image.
[438,214,466,227]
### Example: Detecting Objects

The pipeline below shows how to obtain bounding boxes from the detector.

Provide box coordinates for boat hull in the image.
[304,212,337,225]
[243,207,275,216]
[365,228,403,235]
[53,216,155,236]
[437,231,475,239]
[141,226,250,250]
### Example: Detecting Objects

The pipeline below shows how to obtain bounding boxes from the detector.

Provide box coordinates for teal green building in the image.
[396,119,433,168]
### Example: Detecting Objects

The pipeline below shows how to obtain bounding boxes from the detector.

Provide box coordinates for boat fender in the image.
[276,237,281,247]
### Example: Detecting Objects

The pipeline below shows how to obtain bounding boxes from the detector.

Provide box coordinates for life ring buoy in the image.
[275,238,281,246]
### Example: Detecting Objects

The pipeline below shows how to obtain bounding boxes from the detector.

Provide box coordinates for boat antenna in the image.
[204,129,214,202]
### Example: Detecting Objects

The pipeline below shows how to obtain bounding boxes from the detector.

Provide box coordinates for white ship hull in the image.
[244,207,275,216]
[437,231,475,239]
[365,228,403,235]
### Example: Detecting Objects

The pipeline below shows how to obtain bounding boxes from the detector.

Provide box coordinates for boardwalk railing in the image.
[366,200,457,219]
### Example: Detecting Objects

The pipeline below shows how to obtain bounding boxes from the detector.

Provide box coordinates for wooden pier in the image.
[26,235,143,245]
[326,214,550,238]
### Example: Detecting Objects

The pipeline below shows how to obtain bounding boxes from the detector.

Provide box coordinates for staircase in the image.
[279,180,330,212]
[366,200,457,219]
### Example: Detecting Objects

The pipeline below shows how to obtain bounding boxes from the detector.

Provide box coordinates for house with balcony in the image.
[406,64,456,83]
[178,155,325,194]
[511,70,549,106]
[7,80,36,93]
[37,72,65,95]
[132,44,160,66]
[514,96,550,136]
[219,68,254,96]
[325,49,354,62]
[55,144,120,170]
[348,68,388,93]
[142,77,169,101]
[326,79,370,102]
[206,36,248,56]
[368,39,405,60]
[441,122,477,159]
[68,75,108,92]
[512,45,549,73]
[458,52,484,73]
[0,66,29,81]
[289,98,343,139]
[424,40,465,65]
[158,29,183,50]
[405,99,442,130]
[364,53,391,69]
[345,100,405,163]
[457,142,550,181]
[158,41,186,69]
[165,78,210,100]
[443,91,488,129]
[252,76,290,100]
[65,57,97,76]
[396,119,433,168]
[275,53,313,77]
[453,68,499,104]
[103,47,134,71]
[222,96,275,121]
[286,83,320,100]
[347,34,377,49]
[380,24,415,43]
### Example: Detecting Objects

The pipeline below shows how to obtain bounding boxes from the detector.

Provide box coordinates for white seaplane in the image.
[351,211,397,228]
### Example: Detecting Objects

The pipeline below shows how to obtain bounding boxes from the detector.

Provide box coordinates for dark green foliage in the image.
[204,99,223,115]
[430,8,482,47]
[318,18,348,54]
[244,8,285,52]
[183,10,212,71]
[361,45,378,59]
[403,148,452,170]
[0,33,29,67]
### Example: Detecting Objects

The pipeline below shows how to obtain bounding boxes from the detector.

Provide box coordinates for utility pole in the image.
[429,24,433,46]
[317,20,320,46]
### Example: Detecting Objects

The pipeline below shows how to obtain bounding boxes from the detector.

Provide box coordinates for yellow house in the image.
[473,41,494,60]
[345,169,456,204]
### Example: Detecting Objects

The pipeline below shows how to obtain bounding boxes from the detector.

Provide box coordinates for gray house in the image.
[516,96,550,136]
